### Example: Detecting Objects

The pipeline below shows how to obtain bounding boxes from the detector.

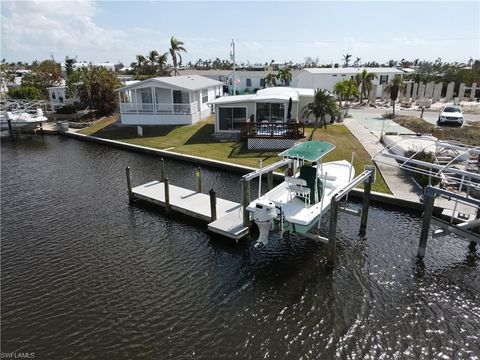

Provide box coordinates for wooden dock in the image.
[131,180,248,240]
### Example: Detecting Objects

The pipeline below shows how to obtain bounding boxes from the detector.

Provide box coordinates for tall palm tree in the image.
[333,79,359,116]
[264,73,277,87]
[276,67,292,86]
[169,36,187,76]
[301,89,339,134]
[136,54,147,68]
[355,69,377,103]
[383,75,405,116]
[148,50,159,66]
[342,53,352,67]
[157,52,168,75]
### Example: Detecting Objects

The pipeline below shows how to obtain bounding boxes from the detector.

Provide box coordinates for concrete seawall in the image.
[61,131,425,212]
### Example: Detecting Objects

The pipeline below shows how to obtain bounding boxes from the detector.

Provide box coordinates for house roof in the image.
[208,87,315,105]
[303,67,404,75]
[116,75,223,92]
[178,69,231,76]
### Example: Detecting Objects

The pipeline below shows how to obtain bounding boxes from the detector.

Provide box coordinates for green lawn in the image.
[78,115,119,136]
[81,115,390,193]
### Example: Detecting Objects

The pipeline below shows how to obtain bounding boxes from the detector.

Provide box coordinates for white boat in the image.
[246,141,355,245]
[0,109,48,131]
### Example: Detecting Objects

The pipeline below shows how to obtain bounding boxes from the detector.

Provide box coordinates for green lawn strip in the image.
[87,115,390,193]
[78,115,119,135]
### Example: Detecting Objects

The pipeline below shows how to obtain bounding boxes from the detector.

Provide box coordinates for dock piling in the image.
[126,166,134,204]
[7,119,14,139]
[160,158,165,182]
[164,177,170,214]
[196,167,202,193]
[209,189,217,221]
[241,178,250,227]
[359,169,374,237]
[267,171,274,191]
[327,198,339,266]
[417,187,435,258]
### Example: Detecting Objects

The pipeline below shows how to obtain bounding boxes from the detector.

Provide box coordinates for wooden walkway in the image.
[132,181,248,240]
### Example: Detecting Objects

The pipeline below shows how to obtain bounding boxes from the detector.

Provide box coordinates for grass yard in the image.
[81,115,390,193]
[78,115,119,136]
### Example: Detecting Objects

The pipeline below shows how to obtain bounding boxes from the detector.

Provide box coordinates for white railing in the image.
[120,102,198,115]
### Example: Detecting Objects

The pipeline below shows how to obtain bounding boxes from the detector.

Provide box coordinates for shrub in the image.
[404,150,441,188]
[7,86,44,100]
[56,104,77,114]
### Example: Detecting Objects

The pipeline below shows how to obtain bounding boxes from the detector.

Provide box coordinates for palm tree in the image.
[383,75,405,116]
[301,89,339,134]
[333,79,359,116]
[342,53,352,67]
[355,69,377,103]
[157,52,169,75]
[276,67,292,86]
[136,54,147,68]
[264,73,277,87]
[169,36,187,76]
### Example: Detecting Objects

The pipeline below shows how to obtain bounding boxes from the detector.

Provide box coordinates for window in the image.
[256,103,285,122]
[246,78,252,87]
[379,75,389,85]
[59,96,64,103]
[202,89,208,104]
[51,92,56,100]
[219,107,246,130]
[332,74,337,77]
[173,90,189,104]
[260,79,265,87]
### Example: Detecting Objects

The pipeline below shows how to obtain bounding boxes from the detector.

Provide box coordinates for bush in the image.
[56,104,77,114]
[244,88,250,94]
[253,88,260,93]
[404,150,441,188]
[7,86,44,100]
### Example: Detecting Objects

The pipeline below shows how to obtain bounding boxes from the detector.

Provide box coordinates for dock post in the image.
[241,178,250,227]
[359,168,374,237]
[327,198,339,266]
[126,166,134,204]
[164,177,170,215]
[470,207,480,251]
[196,167,202,193]
[160,158,165,182]
[209,189,217,221]
[417,187,435,258]
[267,171,274,191]
[7,119,14,139]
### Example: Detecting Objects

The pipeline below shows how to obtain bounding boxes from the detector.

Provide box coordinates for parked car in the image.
[437,105,464,126]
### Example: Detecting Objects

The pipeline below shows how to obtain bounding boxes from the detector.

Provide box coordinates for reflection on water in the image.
[1,135,479,359]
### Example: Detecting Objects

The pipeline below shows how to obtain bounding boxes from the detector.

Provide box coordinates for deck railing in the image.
[120,101,198,115]
[241,121,305,139]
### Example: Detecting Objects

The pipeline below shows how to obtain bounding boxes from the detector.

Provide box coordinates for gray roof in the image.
[116,75,223,92]
[303,67,404,75]
[178,69,231,76]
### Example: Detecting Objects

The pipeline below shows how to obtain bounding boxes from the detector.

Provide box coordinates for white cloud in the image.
[1,0,142,63]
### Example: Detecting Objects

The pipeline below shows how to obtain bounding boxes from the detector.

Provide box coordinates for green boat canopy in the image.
[279,141,335,162]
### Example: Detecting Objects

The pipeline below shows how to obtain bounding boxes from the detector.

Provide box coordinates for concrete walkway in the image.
[343,116,420,201]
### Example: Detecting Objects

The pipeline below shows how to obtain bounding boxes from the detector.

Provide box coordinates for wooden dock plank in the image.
[132,181,248,240]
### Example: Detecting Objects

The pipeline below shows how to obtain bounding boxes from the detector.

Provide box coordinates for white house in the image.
[47,81,80,109]
[293,67,404,97]
[116,75,223,125]
[226,71,276,95]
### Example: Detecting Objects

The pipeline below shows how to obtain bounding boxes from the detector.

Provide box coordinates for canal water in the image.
[1,135,479,359]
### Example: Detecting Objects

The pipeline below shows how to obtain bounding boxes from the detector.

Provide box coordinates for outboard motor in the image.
[251,199,276,246]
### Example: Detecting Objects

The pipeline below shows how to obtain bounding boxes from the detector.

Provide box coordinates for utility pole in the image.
[231,39,236,95]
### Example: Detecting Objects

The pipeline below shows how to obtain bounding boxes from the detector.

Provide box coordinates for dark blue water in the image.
[1,135,479,359]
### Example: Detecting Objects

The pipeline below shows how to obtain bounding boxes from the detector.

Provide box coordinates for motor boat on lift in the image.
[0,109,48,131]
[246,141,355,245]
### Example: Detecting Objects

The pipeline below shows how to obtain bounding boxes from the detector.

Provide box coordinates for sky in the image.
[1,1,479,66]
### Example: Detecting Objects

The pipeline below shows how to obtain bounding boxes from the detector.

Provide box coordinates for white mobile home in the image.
[293,67,404,97]
[116,75,223,125]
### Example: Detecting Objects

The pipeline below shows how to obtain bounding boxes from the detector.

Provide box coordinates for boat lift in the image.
[240,156,376,266]
[373,136,480,257]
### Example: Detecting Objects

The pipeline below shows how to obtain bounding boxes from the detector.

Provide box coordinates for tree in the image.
[333,79,359,116]
[277,67,292,86]
[157,52,169,76]
[353,57,361,67]
[136,54,147,68]
[148,50,159,74]
[169,36,187,76]
[264,73,277,87]
[301,88,339,133]
[383,75,405,116]
[342,53,352,67]
[355,69,377,103]
[66,65,120,116]
[21,59,62,97]
[65,56,76,77]
[7,86,44,100]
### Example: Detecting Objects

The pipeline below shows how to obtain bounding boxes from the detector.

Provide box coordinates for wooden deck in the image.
[132,181,248,240]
